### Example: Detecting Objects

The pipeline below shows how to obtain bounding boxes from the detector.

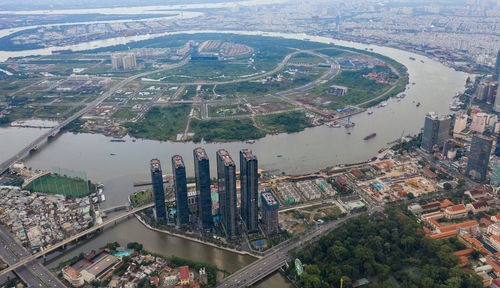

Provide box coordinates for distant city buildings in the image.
[150,159,166,221]
[193,148,213,230]
[466,135,493,182]
[260,191,279,234]
[216,149,238,238]
[421,112,451,152]
[495,50,500,83]
[111,52,137,71]
[240,149,259,233]
[172,155,189,226]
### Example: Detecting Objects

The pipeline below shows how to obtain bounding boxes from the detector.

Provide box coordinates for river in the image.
[0,30,469,287]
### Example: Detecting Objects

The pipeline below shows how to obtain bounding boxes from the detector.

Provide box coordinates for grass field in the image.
[26,174,94,198]
[125,105,191,141]
[112,107,138,120]
[190,118,266,142]
[289,52,326,64]
[255,111,313,133]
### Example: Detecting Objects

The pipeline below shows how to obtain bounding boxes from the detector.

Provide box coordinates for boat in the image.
[110,153,116,156]
[420,60,424,63]
[246,140,256,144]
[367,110,373,115]
[416,102,421,107]
[378,101,387,108]
[364,133,377,140]
[97,183,104,189]
[409,57,416,61]
[346,132,351,135]
[276,155,283,158]
[110,139,125,142]
[100,194,106,202]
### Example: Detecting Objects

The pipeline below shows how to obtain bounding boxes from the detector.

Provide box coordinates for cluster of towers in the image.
[149,148,260,239]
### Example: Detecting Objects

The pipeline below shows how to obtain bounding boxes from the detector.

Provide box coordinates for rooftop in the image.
[172,155,185,169]
[261,191,278,206]
[241,149,257,160]
[218,149,235,166]
[194,147,209,160]
[150,159,161,172]
[446,204,466,212]
[179,266,189,280]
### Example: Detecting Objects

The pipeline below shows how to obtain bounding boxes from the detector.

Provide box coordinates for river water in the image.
[0,30,469,287]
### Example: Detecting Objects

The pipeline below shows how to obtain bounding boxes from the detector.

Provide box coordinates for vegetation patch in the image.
[285,208,482,288]
[189,118,266,142]
[125,105,191,141]
[255,111,313,133]
[111,107,138,120]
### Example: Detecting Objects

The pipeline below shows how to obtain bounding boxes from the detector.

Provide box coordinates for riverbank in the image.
[135,214,259,258]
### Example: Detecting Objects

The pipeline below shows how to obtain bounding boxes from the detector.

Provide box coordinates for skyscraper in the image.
[495,50,500,82]
[495,133,500,157]
[150,159,166,221]
[216,149,238,238]
[172,155,189,226]
[260,191,279,234]
[491,158,500,186]
[466,135,493,182]
[421,112,451,152]
[240,149,258,233]
[193,147,213,230]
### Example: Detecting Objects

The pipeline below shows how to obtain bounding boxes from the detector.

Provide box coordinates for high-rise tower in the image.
[150,159,166,221]
[216,149,238,238]
[194,147,213,230]
[240,149,258,233]
[172,155,189,226]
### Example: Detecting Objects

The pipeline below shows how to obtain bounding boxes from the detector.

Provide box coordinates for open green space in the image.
[255,111,313,133]
[286,208,482,288]
[190,118,266,142]
[289,52,326,64]
[312,65,398,106]
[33,105,73,118]
[129,189,154,208]
[111,107,138,120]
[125,105,191,141]
[25,174,95,198]
[208,104,250,117]
[180,85,197,100]
[149,60,259,82]
[214,68,325,98]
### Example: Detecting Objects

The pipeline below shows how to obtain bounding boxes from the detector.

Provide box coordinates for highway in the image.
[0,203,154,277]
[0,225,65,288]
[0,60,188,176]
[216,212,362,288]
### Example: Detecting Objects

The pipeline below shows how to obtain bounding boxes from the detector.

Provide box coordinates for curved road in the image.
[0,59,188,175]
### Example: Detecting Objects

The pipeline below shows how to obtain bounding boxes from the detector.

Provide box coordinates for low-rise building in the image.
[62,266,84,287]
[444,204,469,219]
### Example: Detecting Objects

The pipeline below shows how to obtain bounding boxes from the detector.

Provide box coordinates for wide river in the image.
[0,30,469,287]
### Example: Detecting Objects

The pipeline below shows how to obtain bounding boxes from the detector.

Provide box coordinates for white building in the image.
[470,112,488,134]
[453,113,468,134]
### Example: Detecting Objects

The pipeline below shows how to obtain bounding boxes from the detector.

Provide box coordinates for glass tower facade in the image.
[150,159,166,221]
[216,149,238,238]
[172,155,189,226]
[466,135,493,182]
[240,149,259,233]
[194,147,213,230]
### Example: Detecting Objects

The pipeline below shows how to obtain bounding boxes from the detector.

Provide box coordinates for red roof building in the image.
[179,266,190,285]
[444,204,468,219]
